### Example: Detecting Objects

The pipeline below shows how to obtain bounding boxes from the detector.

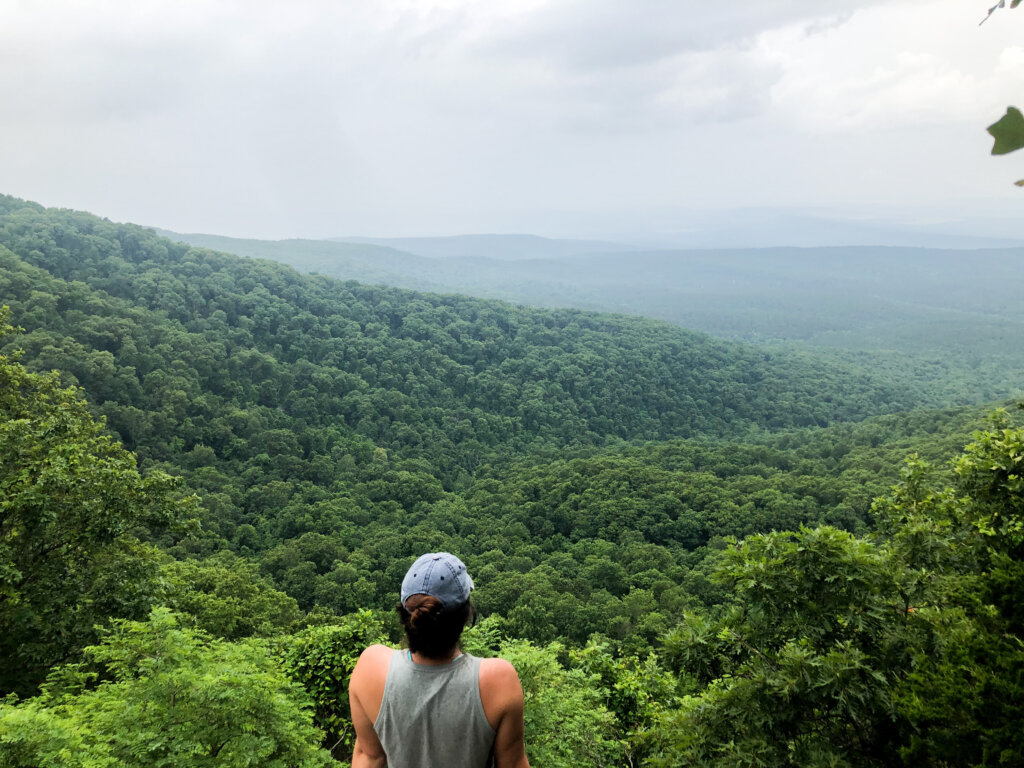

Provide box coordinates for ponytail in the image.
[397,594,475,659]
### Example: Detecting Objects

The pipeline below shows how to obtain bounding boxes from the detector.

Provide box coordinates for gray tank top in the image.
[374,651,496,768]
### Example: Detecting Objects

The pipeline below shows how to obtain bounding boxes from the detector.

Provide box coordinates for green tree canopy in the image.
[653,416,1024,767]
[0,307,196,695]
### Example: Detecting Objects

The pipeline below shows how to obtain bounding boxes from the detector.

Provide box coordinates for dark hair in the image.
[397,594,476,659]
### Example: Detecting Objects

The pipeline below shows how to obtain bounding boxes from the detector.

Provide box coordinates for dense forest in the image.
[167,230,1024,405]
[1,194,1022,767]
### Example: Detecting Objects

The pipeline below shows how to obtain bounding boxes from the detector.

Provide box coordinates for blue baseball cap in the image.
[400,552,474,611]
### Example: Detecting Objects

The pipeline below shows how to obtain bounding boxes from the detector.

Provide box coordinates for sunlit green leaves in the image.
[653,526,914,767]
[502,640,623,768]
[653,418,1024,766]
[0,609,331,768]
[157,553,301,640]
[277,610,388,760]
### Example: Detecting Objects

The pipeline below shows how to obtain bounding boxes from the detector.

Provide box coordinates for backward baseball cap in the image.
[400,552,474,611]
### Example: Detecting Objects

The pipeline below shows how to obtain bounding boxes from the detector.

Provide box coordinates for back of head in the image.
[398,553,476,659]
[398,594,474,658]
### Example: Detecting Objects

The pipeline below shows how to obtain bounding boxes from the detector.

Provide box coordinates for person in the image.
[349,552,530,768]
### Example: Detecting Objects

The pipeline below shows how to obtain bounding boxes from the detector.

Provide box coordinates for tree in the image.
[654,526,915,768]
[277,610,389,761]
[886,415,1024,765]
[0,608,331,768]
[156,552,301,640]
[0,307,196,696]
[501,639,623,768]
[653,415,1024,767]
[570,639,682,767]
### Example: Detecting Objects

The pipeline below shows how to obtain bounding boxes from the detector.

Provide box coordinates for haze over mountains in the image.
[333,234,638,261]
[162,227,1024,407]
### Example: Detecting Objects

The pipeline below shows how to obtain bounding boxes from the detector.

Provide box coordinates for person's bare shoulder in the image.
[352,645,393,681]
[479,656,520,686]
[478,656,524,723]
[479,657,530,768]
[357,644,395,665]
[350,645,394,724]
[349,645,393,767]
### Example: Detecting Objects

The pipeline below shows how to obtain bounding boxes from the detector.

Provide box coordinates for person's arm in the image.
[348,645,391,768]
[480,658,530,768]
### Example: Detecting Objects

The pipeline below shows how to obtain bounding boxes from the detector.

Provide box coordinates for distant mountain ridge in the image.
[619,208,1024,250]
[158,227,1024,405]
[330,233,640,260]
[159,229,1024,341]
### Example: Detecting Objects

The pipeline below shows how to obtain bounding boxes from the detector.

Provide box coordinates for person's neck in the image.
[410,645,461,666]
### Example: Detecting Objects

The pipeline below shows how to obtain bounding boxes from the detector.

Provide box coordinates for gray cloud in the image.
[445,0,883,132]
[480,0,881,69]
[0,0,1019,239]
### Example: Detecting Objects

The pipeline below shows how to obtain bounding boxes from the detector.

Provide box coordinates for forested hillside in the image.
[169,230,1024,405]
[0,194,941,631]
[1,195,1022,767]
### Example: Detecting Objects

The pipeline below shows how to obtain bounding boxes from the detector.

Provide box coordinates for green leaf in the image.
[988,106,1024,155]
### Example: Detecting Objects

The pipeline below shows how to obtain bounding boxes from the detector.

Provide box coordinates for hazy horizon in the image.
[2,1,1023,243]
[154,207,1024,251]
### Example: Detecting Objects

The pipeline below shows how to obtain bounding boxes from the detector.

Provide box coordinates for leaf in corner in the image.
[988,106,1024,155]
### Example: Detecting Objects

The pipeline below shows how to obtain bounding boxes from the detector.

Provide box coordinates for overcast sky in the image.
[2,0,1023,241]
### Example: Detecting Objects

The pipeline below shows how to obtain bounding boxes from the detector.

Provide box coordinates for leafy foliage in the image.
[1,194,1022,766]
[984,2,1024,184]
[988,105,1024,186]
[502,640,623,768]
[0,608,331,768]
[570,640,683,766]
[277,610,388,760]
[887,417,1024,765]
[987,106,1024,156]
[0,307,196,696]
[652,418,1024,767]
[654,527,915,767]
[170,231,1024,405]
[0,193,976,649]
[156,552,301,639]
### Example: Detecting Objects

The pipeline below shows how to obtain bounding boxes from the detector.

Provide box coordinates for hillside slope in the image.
[164,230,1024,404]
[1,196,924,464]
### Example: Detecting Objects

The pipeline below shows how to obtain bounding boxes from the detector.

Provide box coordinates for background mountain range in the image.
[160,228,1024,406]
